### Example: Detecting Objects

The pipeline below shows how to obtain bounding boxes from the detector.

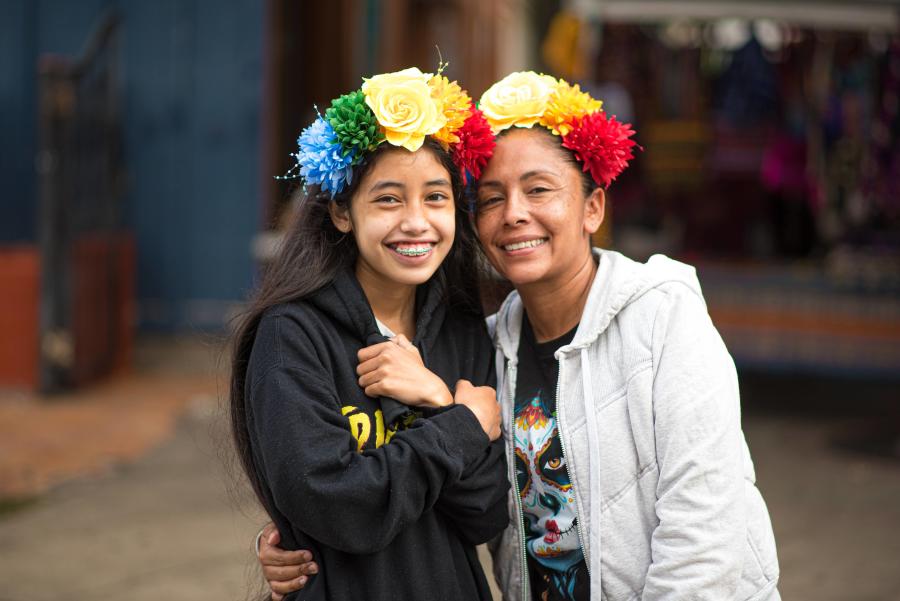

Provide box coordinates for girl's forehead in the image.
[366,148,450,182]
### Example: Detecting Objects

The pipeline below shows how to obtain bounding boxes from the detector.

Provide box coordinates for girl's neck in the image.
[355,263,417,339]
[518,249,597,343]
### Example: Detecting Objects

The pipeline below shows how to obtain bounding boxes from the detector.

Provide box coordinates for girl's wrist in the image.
[426,380,454,407]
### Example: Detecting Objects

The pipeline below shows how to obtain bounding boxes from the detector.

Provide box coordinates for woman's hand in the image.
[257,523,318,600]
[356,335,453,407]
[453,379,502,441]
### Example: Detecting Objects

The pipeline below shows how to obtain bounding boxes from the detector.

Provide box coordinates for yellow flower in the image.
[478,71,559,133]
[362,67,445,152]
[429,75,472,147]
[539,80,603,136]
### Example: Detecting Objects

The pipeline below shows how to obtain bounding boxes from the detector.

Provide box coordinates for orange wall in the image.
[0,246,40,390]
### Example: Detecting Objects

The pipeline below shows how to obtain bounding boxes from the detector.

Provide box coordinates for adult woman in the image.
[261,71,780,601]
[232,67,510,601]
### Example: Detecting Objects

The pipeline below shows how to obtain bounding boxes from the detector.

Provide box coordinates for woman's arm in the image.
[642,285,746,600]
[257,525,317,601]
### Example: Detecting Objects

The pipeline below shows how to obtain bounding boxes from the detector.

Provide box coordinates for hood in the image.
[493,249,704,360]
[308,268,449,424]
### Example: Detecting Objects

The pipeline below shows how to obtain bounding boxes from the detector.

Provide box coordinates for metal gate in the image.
[37,13,133,392]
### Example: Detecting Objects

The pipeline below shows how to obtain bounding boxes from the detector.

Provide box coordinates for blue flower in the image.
[296,117,356,194]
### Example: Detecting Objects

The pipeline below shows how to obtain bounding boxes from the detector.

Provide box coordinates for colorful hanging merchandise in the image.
[864,37,900,219]
[280,67,495,194]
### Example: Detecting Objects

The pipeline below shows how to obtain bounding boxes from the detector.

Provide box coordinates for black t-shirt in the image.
[514,314,589,601]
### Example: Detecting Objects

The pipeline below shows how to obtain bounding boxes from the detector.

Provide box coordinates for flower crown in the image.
[478,71,639,188]
[281,67,496,196]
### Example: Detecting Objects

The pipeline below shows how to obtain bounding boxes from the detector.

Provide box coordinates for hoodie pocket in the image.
[737,481,780,597]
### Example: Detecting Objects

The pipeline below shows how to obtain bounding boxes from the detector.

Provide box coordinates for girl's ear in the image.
[583,187,605,235]
[329,201,352,233]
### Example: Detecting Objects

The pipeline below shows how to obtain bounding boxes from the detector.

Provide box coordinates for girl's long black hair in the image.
[229,139,482,513]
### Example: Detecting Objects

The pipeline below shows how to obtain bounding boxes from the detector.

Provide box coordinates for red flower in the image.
[561,112,639,188]
[451,105,496,185]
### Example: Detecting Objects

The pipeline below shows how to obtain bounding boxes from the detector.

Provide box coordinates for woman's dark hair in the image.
[229,138,481,513]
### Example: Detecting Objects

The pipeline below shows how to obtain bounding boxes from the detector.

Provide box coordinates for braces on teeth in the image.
[395,246,432,256]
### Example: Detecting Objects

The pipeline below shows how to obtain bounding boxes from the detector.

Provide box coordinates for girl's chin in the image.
[382,263,443,287]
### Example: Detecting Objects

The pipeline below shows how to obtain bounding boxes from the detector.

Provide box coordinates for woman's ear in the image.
[583,187,605,235]
[329,201,352,233]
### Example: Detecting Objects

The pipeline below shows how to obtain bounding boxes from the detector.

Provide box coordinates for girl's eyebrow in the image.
[425,178,451,187]
[368,178,450,193]
[368,180,404,193]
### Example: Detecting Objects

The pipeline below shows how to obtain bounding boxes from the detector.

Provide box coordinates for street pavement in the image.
[0,339,898,600]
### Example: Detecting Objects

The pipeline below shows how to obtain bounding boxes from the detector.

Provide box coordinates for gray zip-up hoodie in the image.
[488,249,780,601]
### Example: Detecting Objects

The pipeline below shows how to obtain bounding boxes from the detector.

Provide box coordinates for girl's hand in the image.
[356,335,453,408]
[453,379,502,441]
[257,523,318,600]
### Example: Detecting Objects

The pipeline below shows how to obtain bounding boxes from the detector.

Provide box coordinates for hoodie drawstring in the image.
[581,347,603,597]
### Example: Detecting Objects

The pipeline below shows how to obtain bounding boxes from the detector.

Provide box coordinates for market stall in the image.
[542,0,900,376]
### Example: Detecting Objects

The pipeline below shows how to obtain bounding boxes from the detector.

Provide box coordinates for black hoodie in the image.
[245,269,510,601]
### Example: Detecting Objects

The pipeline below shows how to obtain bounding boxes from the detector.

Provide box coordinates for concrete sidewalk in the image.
[0,394,268,600]
[0,338,898,600]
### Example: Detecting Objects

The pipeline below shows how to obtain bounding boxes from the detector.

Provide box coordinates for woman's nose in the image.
[502,191,530,226]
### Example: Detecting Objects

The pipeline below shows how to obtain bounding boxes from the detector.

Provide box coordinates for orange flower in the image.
[429,75,472,147]
[539,80,603,136]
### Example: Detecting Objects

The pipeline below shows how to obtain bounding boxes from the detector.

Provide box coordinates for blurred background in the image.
[0,1,898,599]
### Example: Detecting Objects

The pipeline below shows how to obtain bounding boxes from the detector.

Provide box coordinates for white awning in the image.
[571,0,900,32]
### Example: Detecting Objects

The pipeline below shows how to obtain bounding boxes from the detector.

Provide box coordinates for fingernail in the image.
[268,532,277,544]
[309,564,318,574]
[299,576,307,585]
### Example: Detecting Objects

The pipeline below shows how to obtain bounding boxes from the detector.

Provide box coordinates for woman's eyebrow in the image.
[477,179,503,189]
[478,170,559,190]
[424,178,451,187]
[520,169,558,181]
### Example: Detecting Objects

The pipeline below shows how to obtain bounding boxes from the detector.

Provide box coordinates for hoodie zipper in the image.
[555,356,591,575]
[505,362,530,601]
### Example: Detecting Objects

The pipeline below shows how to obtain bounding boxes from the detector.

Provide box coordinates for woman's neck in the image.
[355,263,417,339]
[518,250,597,343]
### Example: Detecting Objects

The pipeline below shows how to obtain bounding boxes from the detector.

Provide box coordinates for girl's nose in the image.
[400,204,428,233]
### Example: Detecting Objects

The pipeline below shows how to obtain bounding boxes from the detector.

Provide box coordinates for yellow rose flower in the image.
[362,67,445,152]
[539,80,603,136]
[429,74,472,147]
[478,71,559,133]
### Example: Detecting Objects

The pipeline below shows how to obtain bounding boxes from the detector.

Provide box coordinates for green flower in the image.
[325,91,383,158]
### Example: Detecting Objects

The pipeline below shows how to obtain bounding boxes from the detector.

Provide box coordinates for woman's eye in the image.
[426,192,449,202]
[477,196,503,209]
[529,187,550,195]
[375,196,400,204]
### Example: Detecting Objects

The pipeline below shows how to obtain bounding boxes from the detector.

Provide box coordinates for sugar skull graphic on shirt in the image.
[514,389,586,600]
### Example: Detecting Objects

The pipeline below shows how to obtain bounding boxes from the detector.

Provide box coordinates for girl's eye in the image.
[426,192,449,202]
[375,196,400,204]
